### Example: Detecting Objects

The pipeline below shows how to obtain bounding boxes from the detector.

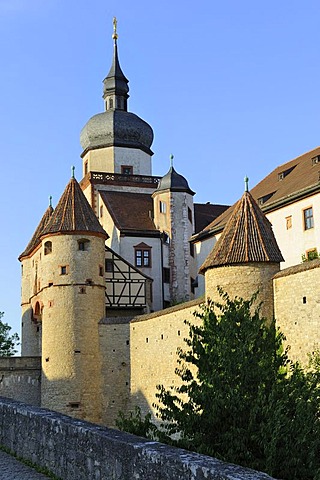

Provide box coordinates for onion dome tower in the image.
[200,177,284,320]
[153,158,197,305]
[80,18,154,176]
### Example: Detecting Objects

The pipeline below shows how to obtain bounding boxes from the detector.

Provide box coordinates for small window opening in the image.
[303,296,307,304]
[121,165,133,175]
[60,265,67,275]
[188,207,193,223]
[99,265,104,276]
[68,402,80,409]
[163,267,170,284]
[303,207,314,230]
[105,259,114,272]
[44,241,52,255]
[78,239,90,251]
[286,216,292,230]
[160,201,166,213]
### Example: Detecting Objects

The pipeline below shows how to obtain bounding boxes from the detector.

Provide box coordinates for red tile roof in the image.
[19,206,54,259]
[198,146,320,238]
[199,191,284,273]
[42,178,107,237]
[99,191,157,233]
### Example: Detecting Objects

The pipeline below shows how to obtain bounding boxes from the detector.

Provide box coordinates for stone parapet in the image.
[0,397,275,480]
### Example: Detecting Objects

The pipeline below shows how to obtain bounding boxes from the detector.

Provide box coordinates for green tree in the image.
[117,292,320,480]
[0,312,19,356]
[154,292,320,479]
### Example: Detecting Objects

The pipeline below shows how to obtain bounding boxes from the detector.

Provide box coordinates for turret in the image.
[199,178,284,320]
[152,159,197,305]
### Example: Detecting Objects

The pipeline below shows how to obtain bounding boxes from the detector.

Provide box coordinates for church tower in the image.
[20,174,107,423]
[80,18,154,181]
[153,164,197,304]
[200,180,284,320]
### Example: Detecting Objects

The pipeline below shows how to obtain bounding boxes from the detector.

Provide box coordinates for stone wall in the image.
[0,357,41,406]
[0,397,275,480]
[274,259,320,364]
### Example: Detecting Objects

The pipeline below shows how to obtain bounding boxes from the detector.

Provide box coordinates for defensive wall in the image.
[0,357,41,406]
[0,396,275,480]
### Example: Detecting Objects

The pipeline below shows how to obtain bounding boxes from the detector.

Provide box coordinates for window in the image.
[60,265,68,275]
[312,155,320,165]
[109,98,113,109]
[44,241,52,255]
[100,205,103,218]
[78,239,90,251]
[286,216,292,230]
[134,244,151,268]
[188,207,192,223]
[163,267,170,283]
[190,277,198,294]
[121,165,133,175]
[190,242,195,257]
[99,265,104,276]
[303,207,314,230]
[84,161,88,175]
[160,201,166,213]
[105,259,114,273]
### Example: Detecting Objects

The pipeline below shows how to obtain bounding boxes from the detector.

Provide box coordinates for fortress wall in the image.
[205,263,280,322]
[274,261,320,364]
[0,357,41,406]
[0,397,275,480]
[129,299,203,421]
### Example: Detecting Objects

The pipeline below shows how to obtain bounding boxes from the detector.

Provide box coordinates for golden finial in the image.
[112,17,118,42]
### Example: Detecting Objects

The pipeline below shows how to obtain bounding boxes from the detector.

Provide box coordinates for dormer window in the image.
[258,192,276,206]
[277,165,296,181]
[312,155,320,165]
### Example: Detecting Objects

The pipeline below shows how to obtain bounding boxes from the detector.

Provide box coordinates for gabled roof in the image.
[196,146,320,239]
[41,177,107,237]
[199,191,284,274]
[99,190,157,234]
[19,205,53,259]
[194,203,230,234]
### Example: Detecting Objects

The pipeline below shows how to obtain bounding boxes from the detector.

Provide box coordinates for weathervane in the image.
[170,154,174,168]
[112,17,118,42]
[244,175,249,192]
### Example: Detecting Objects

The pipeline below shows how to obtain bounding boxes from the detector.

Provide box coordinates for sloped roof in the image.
[197,146,320,238]
[41,177,107,237]
[19,205,53,259]
[156,166,195,195]
[99,190,157,233]
[199,191,284,274]
[194,203,230,234]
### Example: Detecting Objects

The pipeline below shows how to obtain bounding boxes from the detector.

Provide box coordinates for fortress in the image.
[0,21,319,428]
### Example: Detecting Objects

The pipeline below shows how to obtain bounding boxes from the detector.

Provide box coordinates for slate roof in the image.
[196,146,320,239]
[19,205,54,259]
[156,167,195,195]
[199,191,284,274]
[41,178,107,237]
[194,203,230,234]
[99,191,157,233]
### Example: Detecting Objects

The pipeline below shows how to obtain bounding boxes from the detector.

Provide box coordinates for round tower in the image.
[152,162,197,305]
[39,176,107,423]
[199,181,284,321]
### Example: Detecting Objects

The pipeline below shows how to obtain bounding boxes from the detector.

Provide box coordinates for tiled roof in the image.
[19,205,53,259]
[198,146,320,237]
[99,191,157,233]
[194,203,230,234]
[42,178,107,237]
[199,191,284,273]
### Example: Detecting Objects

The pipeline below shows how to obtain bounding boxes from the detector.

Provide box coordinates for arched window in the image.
[109,98,113,109]
[44,241,52,255]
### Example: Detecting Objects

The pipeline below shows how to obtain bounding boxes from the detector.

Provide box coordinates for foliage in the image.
[302,250,320,262]
[0,312,19,356]
[117,292,320,480]
[116,406,159,439]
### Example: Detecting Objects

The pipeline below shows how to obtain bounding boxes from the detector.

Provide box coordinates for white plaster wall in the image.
[119,236,163,311]
[194,234,220,297]
[265,193,320,268]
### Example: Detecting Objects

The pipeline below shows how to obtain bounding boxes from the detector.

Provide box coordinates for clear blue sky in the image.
[1,0,320,341]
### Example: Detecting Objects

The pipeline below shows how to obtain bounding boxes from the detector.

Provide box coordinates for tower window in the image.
[60,265,68,275]
[100,205,103,218]
[163,267,170,283]
[160,201,166,213]
[109,98,113,109]
[84,161,88,175]
[44,241,52,255]
[134,244,152,268]
[99,265,104,276]
[78,239,90,251]
[303,207,314,230]
[190,242,195,257]
[121,165,133,175]
[188,207,193,223]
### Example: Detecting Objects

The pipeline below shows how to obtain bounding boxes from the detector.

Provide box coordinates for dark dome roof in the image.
[80,110,153,155]
[157,167,195,195]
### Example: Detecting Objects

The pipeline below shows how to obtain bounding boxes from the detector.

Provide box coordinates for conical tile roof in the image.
[19,205,54,259]
[199,191,283,274]
[41,177,107,237]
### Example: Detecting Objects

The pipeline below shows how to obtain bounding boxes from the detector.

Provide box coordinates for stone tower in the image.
[199,185,284,320]
[152,165,197,304]
[20,176,107,423]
